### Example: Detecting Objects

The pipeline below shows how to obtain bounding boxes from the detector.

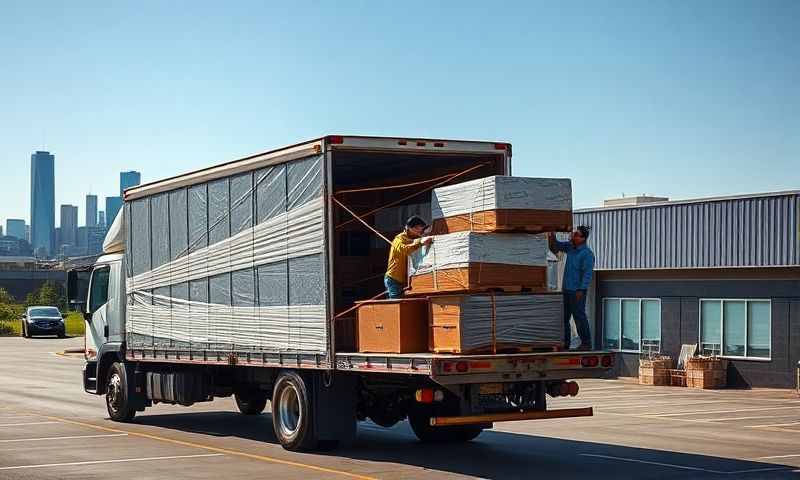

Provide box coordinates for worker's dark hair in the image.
[405,215,427,229]
[577,225,591,239]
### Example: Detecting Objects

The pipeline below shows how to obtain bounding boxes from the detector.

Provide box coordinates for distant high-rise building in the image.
[78,225,106,256]
[30,151,55,257]
[0,225,3,237]
[59,204,78,248]
[6,219,25,240]
[105,196,123,226]
[24,225,30,242]
[120,171,141,196]
[86,194,98,227]
[98,211,105,228]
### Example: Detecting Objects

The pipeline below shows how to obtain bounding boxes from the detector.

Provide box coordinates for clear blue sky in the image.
[1,1,798,228]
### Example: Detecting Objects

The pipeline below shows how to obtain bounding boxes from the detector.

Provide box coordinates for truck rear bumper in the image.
[431,406,593,427]
[83,362,97,394]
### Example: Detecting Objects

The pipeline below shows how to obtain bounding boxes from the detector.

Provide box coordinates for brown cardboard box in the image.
[356,298,429,353]
[431,209,572,235]
[409,263,548,295]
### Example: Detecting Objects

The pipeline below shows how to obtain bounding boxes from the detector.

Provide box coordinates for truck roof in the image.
[124,135,511,201]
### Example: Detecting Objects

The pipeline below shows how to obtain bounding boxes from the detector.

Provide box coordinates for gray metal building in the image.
[574,191,800,388]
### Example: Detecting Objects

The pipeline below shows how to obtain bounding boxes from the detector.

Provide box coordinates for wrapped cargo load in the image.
[429,293,563,353]
[125,154,328,354]
[408,231,548,294]
[431,176,572,234]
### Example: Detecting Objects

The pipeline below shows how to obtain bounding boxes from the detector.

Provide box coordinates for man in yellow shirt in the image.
[385,216,433,299]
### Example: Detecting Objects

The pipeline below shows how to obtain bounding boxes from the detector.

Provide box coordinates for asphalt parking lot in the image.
[1,336,799,479]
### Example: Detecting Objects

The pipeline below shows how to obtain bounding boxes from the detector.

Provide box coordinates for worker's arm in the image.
[392,237,426,256]
[547,232,570,254]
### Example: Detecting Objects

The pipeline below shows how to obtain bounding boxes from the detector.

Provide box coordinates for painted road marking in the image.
[748,421,800,428]
[753,453,800,460]
[0,453,225,471]
[645,405,800,417]
[0,421,59,427]
[37,414,379,480]
[580,453,789,475]
[0,433,128,443]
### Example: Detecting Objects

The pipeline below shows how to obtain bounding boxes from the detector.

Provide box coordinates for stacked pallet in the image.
[356,175,573,354]
[686,357,726,389]
[639,357,673,386]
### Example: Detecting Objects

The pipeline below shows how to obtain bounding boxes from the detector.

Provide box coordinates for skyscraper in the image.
[5,219,25,240]
[59,204,78,248]
[105,196,122,226]
[86,194,98,227]
[120,171,141,196]
[98,211,106,228]
[30,151,55,257]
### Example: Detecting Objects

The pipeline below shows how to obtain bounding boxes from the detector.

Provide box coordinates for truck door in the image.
[85,265,111,361]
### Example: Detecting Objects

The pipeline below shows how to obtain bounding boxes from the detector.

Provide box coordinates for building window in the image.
[699,299,771,360]
[603,298,661,353]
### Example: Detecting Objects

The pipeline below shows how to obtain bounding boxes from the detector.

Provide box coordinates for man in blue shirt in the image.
[548,225,595,351]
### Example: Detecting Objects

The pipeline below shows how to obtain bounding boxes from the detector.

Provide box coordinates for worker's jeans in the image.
[384,275,404,299]
[563,290,592,348]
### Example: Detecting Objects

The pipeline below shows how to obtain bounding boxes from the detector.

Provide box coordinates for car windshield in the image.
[29,307,61,317]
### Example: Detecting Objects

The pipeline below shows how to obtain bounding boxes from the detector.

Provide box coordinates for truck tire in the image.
[272,371,317,451]
[408,409,484,443]
[106,362,137,422]
[234,391,268,415]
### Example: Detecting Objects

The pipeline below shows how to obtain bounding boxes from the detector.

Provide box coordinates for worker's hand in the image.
[421,236,433,246]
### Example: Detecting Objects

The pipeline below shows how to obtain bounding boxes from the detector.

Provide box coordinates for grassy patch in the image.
[0,320,21,336]
[65,311,85,337]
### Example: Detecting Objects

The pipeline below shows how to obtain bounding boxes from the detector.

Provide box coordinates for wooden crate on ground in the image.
[639,357,673,386]
[356,298,429,353]
[686,357,726,389]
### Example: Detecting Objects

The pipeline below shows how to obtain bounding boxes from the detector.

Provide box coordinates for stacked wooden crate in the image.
[639,357,673,386]
[686,357,726,389]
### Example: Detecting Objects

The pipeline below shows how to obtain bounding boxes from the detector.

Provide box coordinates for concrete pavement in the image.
[1,336,799,479]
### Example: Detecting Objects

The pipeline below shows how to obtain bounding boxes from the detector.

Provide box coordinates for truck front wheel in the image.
[272,371,317,451]
[408,409,484,443]
[106,362,137,422]
[234,391,268,415]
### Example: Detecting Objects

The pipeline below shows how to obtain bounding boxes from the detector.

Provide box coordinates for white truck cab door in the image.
[85,265,111,361]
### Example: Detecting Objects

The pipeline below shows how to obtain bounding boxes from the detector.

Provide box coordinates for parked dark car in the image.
[22,306,66,338]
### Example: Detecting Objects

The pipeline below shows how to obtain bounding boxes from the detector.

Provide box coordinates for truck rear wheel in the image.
[408,409,484,443]
[234,391,268,415]
[272,371,317,451]
[106,362,137,422]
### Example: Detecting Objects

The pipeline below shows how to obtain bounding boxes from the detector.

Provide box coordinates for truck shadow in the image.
[133,410,797,479]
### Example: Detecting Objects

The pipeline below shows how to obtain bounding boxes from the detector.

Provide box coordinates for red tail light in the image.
[327,135,344,144]
[416,141,426,147]
[567,382,579,397]
[398,140,408,145]
[433,142,444,147]
[559,382,570,396]
[455,361,469,373]
[601,355,613,367]
[581,356,599,368]
[494,143,508,150]
[415,388,434,403]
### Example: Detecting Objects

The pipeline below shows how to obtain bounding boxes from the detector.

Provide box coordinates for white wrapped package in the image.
[410,231,548,276]
[430,293,563,353]
[431,176,572,219]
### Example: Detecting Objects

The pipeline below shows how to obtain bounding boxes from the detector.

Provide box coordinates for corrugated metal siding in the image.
[575,193,800,269]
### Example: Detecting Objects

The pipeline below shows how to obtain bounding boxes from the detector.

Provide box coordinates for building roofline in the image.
[575,189,800,213]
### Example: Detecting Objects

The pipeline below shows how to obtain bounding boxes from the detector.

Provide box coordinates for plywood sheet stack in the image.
[411,175,572,353]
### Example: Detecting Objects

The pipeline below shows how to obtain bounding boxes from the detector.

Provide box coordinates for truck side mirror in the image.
[67,268,91,312]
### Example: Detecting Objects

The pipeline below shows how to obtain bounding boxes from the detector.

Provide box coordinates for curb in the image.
[63,347,85,354]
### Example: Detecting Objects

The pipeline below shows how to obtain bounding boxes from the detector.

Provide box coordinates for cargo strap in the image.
[334,162,490,230]
[489,291,497,354]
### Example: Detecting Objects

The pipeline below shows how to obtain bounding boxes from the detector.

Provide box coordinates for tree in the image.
[25,281,67,310]
[0,287,15,305]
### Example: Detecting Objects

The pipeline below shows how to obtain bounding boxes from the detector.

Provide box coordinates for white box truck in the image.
[69,135,614,451]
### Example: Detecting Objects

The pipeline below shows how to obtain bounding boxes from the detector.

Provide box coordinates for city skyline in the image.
[29,151,55,256]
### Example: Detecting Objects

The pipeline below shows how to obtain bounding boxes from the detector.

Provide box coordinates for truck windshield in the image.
[29,307,61,316]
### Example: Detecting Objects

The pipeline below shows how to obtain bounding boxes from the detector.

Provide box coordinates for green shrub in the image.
[0,321,18,336]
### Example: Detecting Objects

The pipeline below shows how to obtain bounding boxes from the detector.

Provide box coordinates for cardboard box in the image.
[356,298,429,353]
[428,293,563,354]
[431,176,572,234]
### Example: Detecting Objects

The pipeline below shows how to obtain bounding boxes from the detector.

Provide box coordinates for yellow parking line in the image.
[35,414,378,480]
